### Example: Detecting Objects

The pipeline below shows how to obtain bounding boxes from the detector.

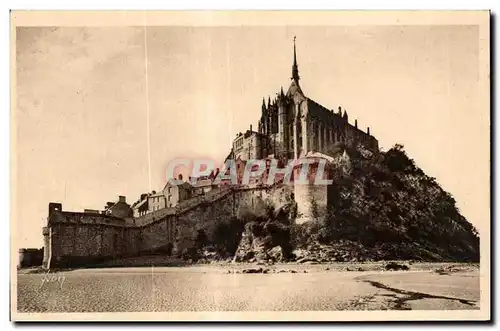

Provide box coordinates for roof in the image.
[179,181,192,190]
[286,80,304,98]
[164,179,193,190]
[243,129,265,138]
[194,179,213,188]
[306,98,342,122]
[304,151,336,163]
[224,149,234,163]
[132,199,148,211]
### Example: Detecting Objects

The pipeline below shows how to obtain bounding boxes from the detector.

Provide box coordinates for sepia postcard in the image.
[10,10,490,322]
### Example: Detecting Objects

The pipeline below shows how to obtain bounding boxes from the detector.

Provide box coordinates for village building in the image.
[147,191,166,212]
[163,179,192,208]
[232,125,270,161]
[103,195,133,219]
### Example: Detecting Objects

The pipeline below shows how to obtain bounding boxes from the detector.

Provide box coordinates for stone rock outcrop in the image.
[233,223,270,263]
[233,220,291,263]
[267,246,284,262]
[232,190,296,263]
[290,240,371,263]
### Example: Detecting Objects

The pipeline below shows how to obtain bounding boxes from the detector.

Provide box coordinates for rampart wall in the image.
[43,165,335,269]
[43,185,296,268]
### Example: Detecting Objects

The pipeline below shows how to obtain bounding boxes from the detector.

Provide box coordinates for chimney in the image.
[118,196,126,203]
[355,119,358,128]
[250,124,252,132]
[338,106,342,115]
[367,127,370,135]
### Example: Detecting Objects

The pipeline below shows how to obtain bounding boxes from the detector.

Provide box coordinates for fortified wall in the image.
[43,153,349,268]
[43,184,296,269]
[43,203,140,268]
[42,151,350,268]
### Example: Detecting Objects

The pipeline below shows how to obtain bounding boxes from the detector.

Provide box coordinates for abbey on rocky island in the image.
[231,38,379,162]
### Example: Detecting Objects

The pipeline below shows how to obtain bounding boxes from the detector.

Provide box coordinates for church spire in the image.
[292,36,300,82]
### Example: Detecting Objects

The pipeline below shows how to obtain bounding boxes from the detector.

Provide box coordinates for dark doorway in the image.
[166,243,173,256]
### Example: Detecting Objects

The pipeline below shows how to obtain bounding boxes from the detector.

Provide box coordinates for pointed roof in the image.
[286,37,304,98]
[286,79,303,98]
[224,148,234,163]
[133,198,148,211]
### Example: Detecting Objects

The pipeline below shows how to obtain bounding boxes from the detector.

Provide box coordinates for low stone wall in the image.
[18,248,43,268]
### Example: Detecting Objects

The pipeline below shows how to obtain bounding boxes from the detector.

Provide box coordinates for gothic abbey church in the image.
[232,39,379,162]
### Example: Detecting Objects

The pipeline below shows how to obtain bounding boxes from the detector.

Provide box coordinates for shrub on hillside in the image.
[236,198,273,223]
[198,216,244,257]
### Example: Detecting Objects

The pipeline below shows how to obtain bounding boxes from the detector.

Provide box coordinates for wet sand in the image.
[17,262,479,312]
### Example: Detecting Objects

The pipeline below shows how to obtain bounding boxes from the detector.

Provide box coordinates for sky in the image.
[14,24,489,248]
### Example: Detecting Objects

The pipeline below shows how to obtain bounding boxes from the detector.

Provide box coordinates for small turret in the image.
[343,110,348,122]
[48,202,62,218]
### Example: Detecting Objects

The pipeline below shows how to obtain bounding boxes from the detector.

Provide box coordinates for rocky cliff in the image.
[226,143,480,263]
